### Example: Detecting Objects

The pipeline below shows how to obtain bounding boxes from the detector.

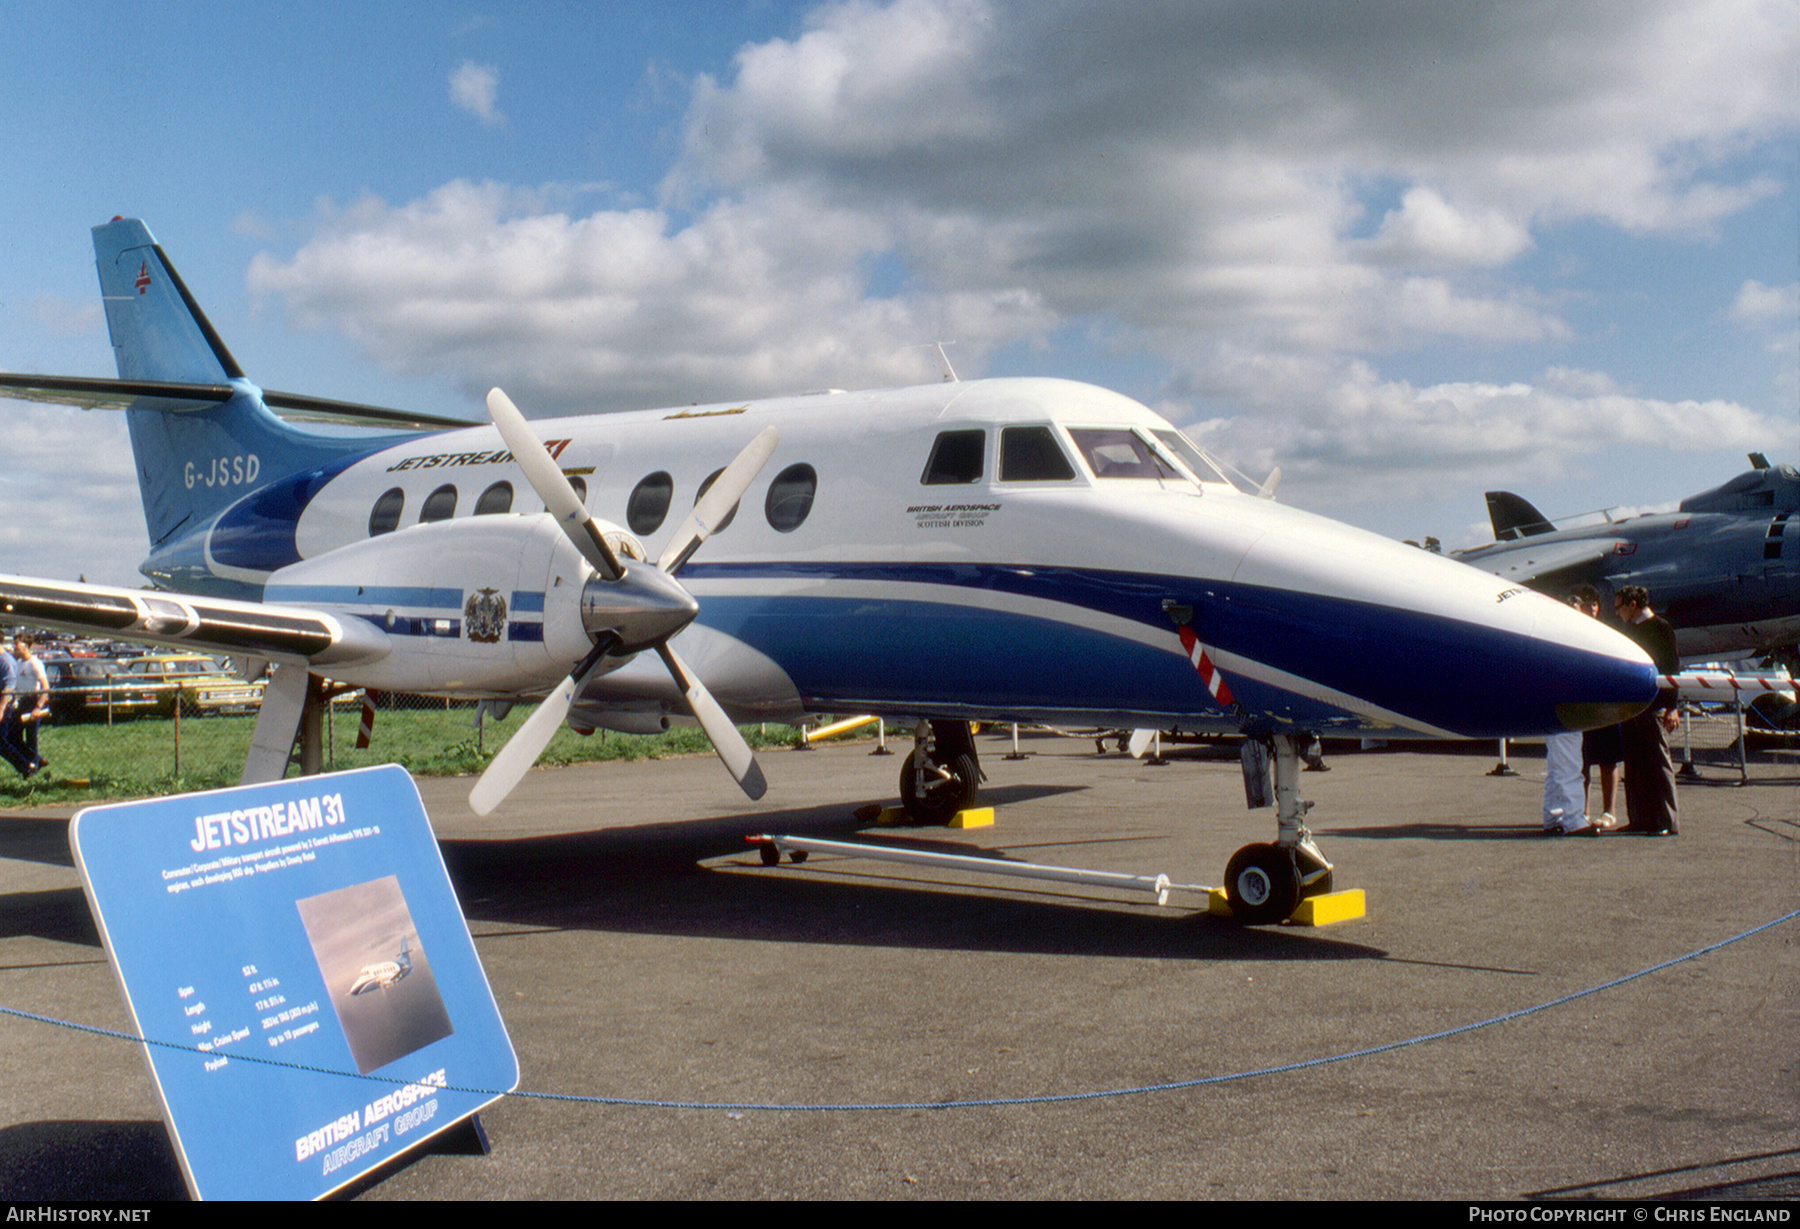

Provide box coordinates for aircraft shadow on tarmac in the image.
[438,796,1388,964]
[0,1120,187,1201]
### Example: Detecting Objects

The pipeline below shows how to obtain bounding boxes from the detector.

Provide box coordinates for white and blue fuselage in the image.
[147,376,1654,741]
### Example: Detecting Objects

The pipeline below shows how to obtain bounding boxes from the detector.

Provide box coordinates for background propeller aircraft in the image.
[0,219,1658,923]
[1452,461,1800,660]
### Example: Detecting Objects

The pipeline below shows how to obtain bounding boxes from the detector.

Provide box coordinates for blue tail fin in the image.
[94,217,243,383]
[92,219,368,557]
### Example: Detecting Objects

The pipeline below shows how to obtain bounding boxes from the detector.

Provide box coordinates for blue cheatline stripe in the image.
[4,910,1790,1113]
[266,584,464,610]
[351,613,462,638]
[679,561,1655,737]
[508,622,544,642]
[509,591,545,613]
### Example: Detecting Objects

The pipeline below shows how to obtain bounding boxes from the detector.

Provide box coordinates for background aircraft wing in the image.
[0,574,389,668]
[1460,539,1616,591]
[0,373,475,431]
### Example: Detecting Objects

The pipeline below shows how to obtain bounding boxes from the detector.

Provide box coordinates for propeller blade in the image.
[469,638,617,816]
[656,642,767,800]
[658,425,780,574]
[487,387,623,580]
[1127,728,1157,759]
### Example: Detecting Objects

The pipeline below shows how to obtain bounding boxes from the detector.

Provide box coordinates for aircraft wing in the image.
[1456,539,1616,591]
[0,373,475,432]
[0,574,389,668]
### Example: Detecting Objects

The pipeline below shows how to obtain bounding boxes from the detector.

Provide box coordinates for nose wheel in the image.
[1224,733,1335,924]
[1223,843,1300,924]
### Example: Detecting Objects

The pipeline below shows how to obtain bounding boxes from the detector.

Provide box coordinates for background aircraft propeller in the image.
[470,388,775,815]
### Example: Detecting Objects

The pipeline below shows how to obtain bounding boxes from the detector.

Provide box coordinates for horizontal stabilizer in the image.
[0,373,474,431]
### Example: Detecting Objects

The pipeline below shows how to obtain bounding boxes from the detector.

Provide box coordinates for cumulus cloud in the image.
[0,405,144,585]
[1184,358,1784,521]
[247,0,1796,498]
[248,180,1055,412]
[449,61,505,128]
[1730,279,1800,322]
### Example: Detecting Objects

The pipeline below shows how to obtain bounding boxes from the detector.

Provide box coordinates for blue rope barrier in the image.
[5,908,1794,1113]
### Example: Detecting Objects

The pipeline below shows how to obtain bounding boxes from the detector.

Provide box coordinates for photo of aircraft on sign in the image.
[1451,463,1800,660]
[0,219,1659,924]
[349,938,413,997]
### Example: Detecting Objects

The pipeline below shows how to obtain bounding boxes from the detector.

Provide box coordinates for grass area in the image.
[0,706,822,809]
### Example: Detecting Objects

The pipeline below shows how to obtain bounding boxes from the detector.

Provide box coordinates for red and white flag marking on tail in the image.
[1177,626,1235,706]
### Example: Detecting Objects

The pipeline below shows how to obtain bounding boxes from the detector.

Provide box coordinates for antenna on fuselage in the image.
[930,342,958,383]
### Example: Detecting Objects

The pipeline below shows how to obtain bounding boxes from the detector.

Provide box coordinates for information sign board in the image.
[71,764,517,1200]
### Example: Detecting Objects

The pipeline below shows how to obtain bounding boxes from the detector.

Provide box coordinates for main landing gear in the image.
[1225,733,1334,924]
[899,718,983,824]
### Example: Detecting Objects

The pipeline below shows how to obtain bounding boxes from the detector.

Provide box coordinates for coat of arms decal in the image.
[465,587,508,643]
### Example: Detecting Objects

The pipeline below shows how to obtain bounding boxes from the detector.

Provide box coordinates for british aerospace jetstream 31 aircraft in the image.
[0,219,1658,923]
[349,939,413,997]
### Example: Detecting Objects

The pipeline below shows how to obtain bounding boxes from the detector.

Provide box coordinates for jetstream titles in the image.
[189,793,347,853]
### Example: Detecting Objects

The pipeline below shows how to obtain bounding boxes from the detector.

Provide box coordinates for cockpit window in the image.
[1068,429,1179,480]
[998,426,1077,482]
[475,481,514,515]
[420,484,458,523]
[627,472,674,535]
[1151,429,1229,484]
[922,429,985,485]
[369,488,405,536]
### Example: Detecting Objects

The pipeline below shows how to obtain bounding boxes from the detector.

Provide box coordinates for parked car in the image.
[41,656,162,723]
[118,654,265,716]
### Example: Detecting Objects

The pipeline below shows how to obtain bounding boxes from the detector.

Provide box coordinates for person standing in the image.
[1573,585,1622,830]
[10,634,47,771]
[1614,585,1679,835]
[0,638,36,778]
[1542,595,1594,835]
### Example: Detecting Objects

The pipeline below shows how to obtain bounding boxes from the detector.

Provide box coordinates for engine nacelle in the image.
[265,513,614,694]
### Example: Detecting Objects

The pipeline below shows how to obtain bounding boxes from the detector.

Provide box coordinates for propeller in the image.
[470,388,777,815]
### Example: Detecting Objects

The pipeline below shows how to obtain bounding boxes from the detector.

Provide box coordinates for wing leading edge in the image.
[0,574,389,667]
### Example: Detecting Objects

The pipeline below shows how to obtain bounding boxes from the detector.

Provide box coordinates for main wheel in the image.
[899,749,979,824]
[1223,843,1300,924]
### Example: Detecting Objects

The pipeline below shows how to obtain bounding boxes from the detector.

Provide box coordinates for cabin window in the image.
[475,481,514,515]
[998,426,1076,482]
[369,488,405,536]
[694,468,739,533]
[420,484,458,523]
[627,472,674,535]
[1151,429,1229,484]
[921,429,985,485]
[568,476,588,506]
[765,463,818,533]
[1068,429,1179,480]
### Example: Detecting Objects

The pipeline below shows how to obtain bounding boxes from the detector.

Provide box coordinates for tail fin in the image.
[1485,491,1556,541]
[91,219,363,556]
[94,218,243,384]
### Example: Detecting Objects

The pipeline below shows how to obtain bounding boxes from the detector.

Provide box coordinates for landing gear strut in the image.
[1225,733,1333,924]
[899,718,983,824]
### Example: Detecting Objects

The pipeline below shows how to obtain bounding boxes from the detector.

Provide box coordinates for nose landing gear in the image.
[1224,733,1335,924]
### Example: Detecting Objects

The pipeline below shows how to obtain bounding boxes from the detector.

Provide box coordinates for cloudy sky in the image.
[1,0,1795,586]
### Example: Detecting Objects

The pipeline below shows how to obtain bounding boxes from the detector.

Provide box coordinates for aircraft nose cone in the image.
[1222,515,1660,739]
